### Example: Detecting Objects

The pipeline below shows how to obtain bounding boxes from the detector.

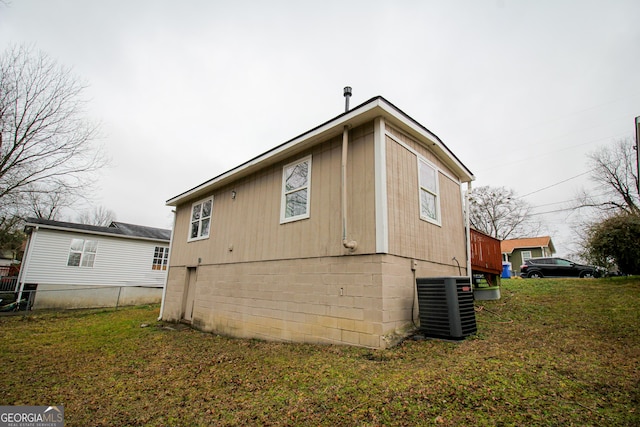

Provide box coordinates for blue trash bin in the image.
[501,262,512,278]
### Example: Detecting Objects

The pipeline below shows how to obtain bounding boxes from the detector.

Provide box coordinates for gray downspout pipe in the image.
[342,125,357,251]
[158,210,177,321]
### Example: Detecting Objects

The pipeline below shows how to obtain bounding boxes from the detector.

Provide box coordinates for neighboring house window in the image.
[152,246,169,271]
[522,251,532,262]
[418,158,440,224]
[189,197,213,241]
[281,155,312,223]
[67,239,98,267]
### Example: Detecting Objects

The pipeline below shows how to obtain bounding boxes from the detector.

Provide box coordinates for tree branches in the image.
[468,186,541,240]
[576,138,639,216]
[0,45,106,220]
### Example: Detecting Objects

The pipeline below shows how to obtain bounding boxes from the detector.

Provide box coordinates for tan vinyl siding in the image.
[169,123,376,267]
[385,126,467,269]
[349,124,377,254]
[162,114,471,348]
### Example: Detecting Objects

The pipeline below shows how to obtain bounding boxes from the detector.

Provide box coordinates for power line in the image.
[532,199,575,209]
[462,90,640,149]
[528,191,628,216]
[475,129,631,174]
[529,207,577,216]
[529,192,610,209]
[466,91,640,174]
[518,170,595,199]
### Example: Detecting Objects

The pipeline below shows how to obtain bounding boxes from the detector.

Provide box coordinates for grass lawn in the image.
[0,277,638,426]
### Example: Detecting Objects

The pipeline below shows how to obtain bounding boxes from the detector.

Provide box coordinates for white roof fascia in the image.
[378,103,474,183]
[166,99,384,206]
[167,97,474,206]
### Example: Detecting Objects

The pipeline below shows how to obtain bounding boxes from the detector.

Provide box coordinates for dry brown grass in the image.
[0,277,638,426]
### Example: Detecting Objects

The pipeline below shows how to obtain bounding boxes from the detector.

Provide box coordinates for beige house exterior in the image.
[160,96,474,348]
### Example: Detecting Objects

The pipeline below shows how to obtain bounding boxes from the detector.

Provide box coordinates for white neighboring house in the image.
[18,218,172,310]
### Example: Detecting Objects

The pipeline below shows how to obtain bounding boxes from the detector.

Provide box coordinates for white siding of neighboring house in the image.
[22,228,167,288]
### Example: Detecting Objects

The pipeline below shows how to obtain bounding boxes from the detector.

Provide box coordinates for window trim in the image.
[417,157,441,226]
[188,196,214,242]
[521,251,532,262]
[67,238,98,268]
[280,155,312,224]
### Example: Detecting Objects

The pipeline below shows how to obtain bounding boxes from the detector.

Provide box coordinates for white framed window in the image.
[67,239,98,267]
[521,251,532,262]
[281,155,312,223]
[418,157,441,225]
[188,197,213,241]
[152,246,169,271]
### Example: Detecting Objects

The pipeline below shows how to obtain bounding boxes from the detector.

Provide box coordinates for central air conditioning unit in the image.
[416,276,477,340]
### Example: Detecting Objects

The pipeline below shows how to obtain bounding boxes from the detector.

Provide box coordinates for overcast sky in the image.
[1,0,638,256]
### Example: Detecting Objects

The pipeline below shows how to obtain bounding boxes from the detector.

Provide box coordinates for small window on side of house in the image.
[281,155,312,223]
[67,239,98,268]
[188,197,213,241]
[418,158,441,225]
[152,246,169,270]
[522,251,532,262]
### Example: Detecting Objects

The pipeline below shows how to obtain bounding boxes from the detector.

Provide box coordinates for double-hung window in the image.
[418,158,441,225]
[67,239,98,267]
[189,197,213,241]
[281,155,312,223]
[152,246,169,270]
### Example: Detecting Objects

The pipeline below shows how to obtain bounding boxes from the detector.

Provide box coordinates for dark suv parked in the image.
[520,257,601,278]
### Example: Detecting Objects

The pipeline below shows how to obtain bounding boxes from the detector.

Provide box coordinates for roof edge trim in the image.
[167,96,474,206]
[24,221,171,243]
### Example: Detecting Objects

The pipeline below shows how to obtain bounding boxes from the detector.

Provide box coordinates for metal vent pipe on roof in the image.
[343,86,352,112]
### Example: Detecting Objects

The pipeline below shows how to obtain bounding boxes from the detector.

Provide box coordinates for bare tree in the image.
[0,45,105,217]
[468,185,541,240]
[25,184,78,220]
[572,138,640,269]
[76,206,116,227]
[575,138,639,215]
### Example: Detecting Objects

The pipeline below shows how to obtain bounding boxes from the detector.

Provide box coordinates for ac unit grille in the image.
[416,277,477,339]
